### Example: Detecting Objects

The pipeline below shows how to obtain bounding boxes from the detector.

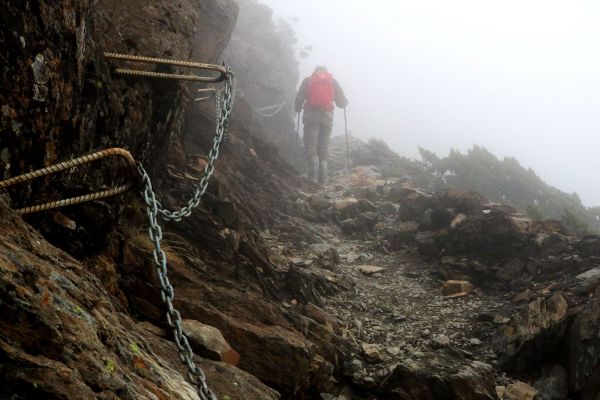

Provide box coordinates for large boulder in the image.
[386,186,432,223]
[430,189,487,215]
[437,210,530,262]
[182,319,241,366]
[495,294,568,372]
[339,212,379,235]
[383,351,498,400]
[384,221,420,250]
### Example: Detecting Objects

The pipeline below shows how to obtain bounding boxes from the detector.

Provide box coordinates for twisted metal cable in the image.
[16,185,131,215]
[0,148,135,189]
[0,148,136,215]
[104,52,227,83]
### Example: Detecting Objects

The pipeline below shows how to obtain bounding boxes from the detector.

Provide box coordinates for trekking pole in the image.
[295,111,301,165]
[344,107,350,175]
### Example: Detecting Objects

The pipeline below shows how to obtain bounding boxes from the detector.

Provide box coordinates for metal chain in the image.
[135,70,234,399]
[157,72,235,221]
[138,164,217,400]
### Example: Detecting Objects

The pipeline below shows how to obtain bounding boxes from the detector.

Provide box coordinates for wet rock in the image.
[395,189,433,223]
[343,358,364,376]
[339,212,378,235]
[429,207,457,230]
[442,280,475,298]
[504,381,538,400]
[414,231,438,258]
[575,267,600,295]
[384,221,420,250]
[496,294,568,372]
[303,303,339,331]
[442,210,530,261]
[567,291,600,397]
[534,232,570,257]
[335,198,377,221]
[309,194,333,212]
[431,189,486,215]
[439,257,491,286]
[182,320,241,366]
[379,202,399,216]
[533,365,568,400]
[335,198,361,218]
[384,351,498,399]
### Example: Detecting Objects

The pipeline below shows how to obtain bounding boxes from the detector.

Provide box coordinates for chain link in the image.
[136,70,235,399]
[158,72,236,221]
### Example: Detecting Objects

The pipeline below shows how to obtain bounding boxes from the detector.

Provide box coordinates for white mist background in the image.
[259,0,600,206]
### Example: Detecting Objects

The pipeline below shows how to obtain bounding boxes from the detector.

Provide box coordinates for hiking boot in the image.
[318,160,328,185]
[311,156,320,183]
[307,155,319,182]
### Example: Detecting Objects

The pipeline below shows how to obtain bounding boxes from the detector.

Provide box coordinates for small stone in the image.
[342,358,363,376]
[53,212,77,230]
[450,213,467,229]
[361,343,383,363]
[470,338,482,346]
[495,386,506,398]
[421,329,431,337]
[357,265,385,275]
[345,252,360,263]
[386,347,400,356]
[493,315,510,324]
[433,334,451,347]
[442,280,474,297]
[504,381,538,400]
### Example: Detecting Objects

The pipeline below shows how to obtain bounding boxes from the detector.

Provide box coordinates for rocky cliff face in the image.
[223,0,300,164]
[0,1,338,399]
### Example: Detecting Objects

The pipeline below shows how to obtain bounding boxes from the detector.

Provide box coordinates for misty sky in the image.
[259,0,600,206]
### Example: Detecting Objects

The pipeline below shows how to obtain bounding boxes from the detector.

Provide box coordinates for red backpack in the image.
[306,71,334,112]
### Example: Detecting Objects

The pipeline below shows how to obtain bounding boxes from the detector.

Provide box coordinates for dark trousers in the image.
[303,109,333,160]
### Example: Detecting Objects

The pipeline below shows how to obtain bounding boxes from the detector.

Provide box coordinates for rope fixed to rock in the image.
[0,56,236,400]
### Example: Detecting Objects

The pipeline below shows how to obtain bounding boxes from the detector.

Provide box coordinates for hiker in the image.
[295,66,348,185]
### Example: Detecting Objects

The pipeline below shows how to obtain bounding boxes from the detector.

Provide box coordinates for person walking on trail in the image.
[295,66,348,185]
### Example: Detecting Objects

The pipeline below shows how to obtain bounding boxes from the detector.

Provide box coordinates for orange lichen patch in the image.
[132,355,148,370]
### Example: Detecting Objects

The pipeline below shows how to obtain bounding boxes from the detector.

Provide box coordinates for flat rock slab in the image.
[442,280,475,297]
[357,265,385,275]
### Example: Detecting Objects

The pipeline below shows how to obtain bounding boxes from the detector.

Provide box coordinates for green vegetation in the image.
[106,359,116,373]
[351,139,600,234]
[129,342,141,355]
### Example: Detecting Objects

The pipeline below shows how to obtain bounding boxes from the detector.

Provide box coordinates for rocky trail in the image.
[260,171,523,399]
[1,1,599,399]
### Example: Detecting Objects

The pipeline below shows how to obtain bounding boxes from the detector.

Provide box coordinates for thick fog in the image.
[259,0,600,206]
